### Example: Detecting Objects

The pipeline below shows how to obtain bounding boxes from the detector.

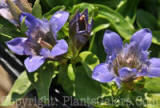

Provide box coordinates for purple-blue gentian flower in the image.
[6,11,69,72]
[92,28,160,87]
[69,9,93,50]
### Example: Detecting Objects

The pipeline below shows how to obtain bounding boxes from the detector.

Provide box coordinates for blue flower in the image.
[6,11,69,72]
[92,28,160,87]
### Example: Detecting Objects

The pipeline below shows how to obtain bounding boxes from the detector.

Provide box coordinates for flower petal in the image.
[147,58,160,77]
[23,39,40,56]
[0,6,17,25]
[103,30,123,55]
[49,11,69,37]
[119,67,137,81]
[114,77,121,88]
[51,39,68,57]
[88,19,93,33]
[6,37,27,55]
[20,12,39,28]
[69,11,80,30]
[130,28,152,51]
[92,63,114,83]
[20,13,44,38]
[24,56,45,72]
[140,50,149,62]
[40,48,51,57]
[149,58,160,67]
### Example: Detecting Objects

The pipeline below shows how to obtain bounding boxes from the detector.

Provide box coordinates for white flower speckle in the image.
[54,13,62,18]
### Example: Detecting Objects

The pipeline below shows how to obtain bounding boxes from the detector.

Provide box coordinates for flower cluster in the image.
[4,0,160,90]
[92,29,160,87]
[6,7,93,72]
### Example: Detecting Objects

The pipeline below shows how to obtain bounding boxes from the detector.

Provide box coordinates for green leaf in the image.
[32,0,42,18]
[91,23,110,36]
[72,3,96,13]
[89,23,110,53]
[1,72,32,106]
[116,0,139,24]
[146,93,160,108]
[58,65,76,97]
[144,77,160,93]
[79,51,100,77]
[43,0,76,8]
[0,17,23,41]
[149,43,160,58]
[20,17,28,34]
[94,105,115,108]
[136,10,158,30]
[43,0,61,8]
[152,31,160,45]
[89,0,123,9]
[89,30,106,62]
[95,4,135,40]
[67,64,76,81]
[27,62,58,103]
[157,7,160,27]
[43,6,66,20]
[58,64,111,105]
[0,26,22,39]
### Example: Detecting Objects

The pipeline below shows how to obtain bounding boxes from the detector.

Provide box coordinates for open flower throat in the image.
[92,28,160,88]
[25,24,57,55]
[78,15,86,31]
[113,53,141,74]
[113,50,144,82]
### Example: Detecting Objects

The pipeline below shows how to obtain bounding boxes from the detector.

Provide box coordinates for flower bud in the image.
[69,9,93,52]
[16,0,32,13]
[6,0,22,21]
[0,0,32,24]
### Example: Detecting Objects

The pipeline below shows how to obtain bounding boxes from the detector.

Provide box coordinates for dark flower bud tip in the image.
[69,9,93,52]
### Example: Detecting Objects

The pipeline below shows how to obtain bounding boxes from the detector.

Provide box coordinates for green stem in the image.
[89,34,95,51]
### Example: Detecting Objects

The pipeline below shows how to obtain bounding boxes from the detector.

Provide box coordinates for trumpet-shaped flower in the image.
[92,28,160,87]
[6,11,69,72]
